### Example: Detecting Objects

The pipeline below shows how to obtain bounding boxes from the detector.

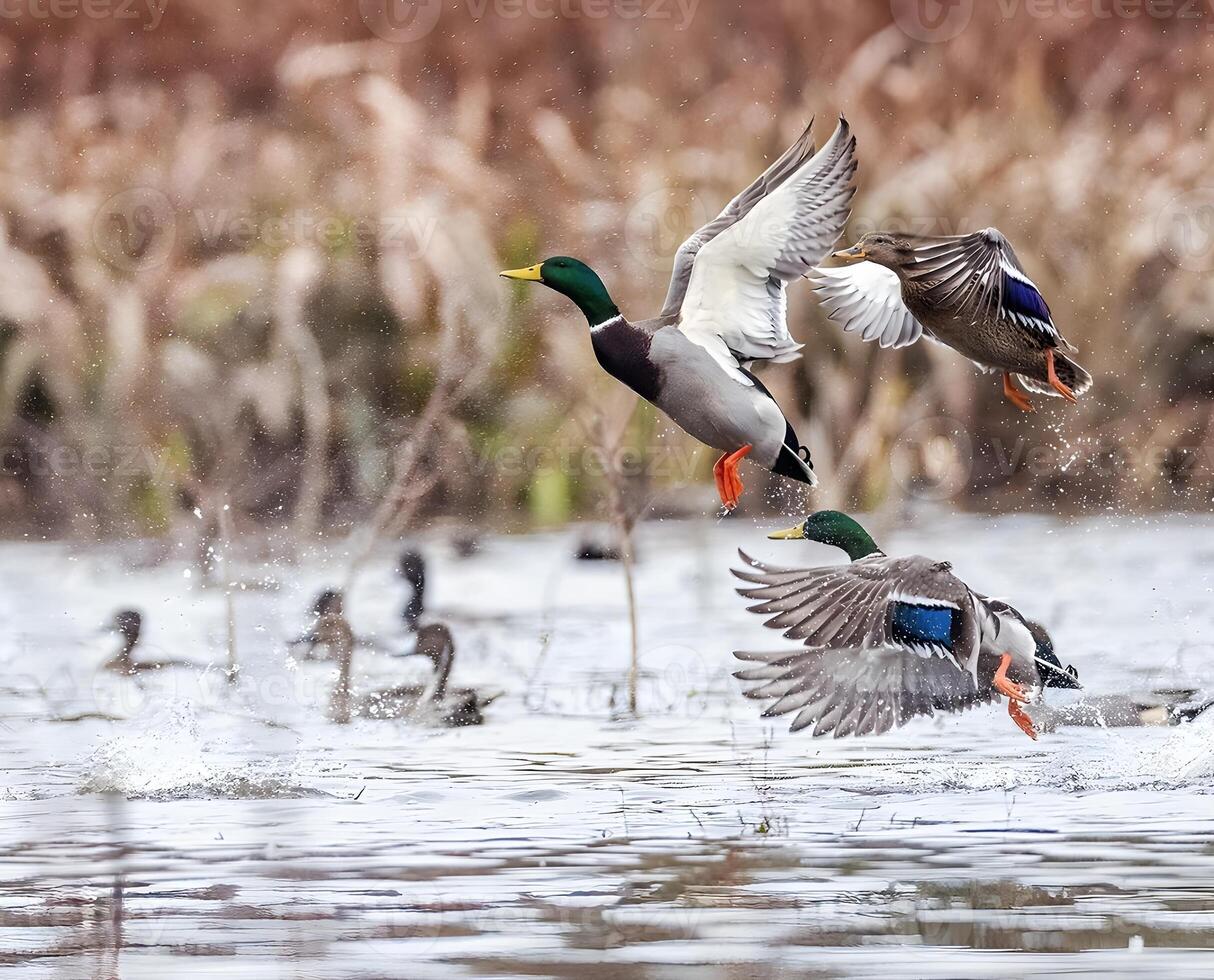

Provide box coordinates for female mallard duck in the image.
[814,229,1092,412]
[501,117,857,509]
[732,511,1081,739]
[300,592,493,727]
[360,624,497,727]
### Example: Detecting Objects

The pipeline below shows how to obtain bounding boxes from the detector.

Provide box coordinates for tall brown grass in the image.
[0,2,1211,538]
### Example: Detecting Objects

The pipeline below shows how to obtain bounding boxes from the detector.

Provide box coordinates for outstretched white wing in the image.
[811,261,924,349]
[676,118,857,384]
[660,119,818,319]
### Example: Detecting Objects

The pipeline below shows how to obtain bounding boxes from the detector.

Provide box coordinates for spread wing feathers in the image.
[733,646,993,737]
[660,118,819,319]
[675,118,857,383]
[734,550,981,665]
[810,261,924,349]
[904,228,1073,352]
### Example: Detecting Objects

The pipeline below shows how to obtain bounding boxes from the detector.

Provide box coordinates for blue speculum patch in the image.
[891,602,955,648]
[1003,274,1052,323]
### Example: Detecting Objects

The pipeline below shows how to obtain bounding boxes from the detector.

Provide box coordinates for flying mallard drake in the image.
[732,511,1081,739]
[813,229,1092,412]
[501,117,857,509]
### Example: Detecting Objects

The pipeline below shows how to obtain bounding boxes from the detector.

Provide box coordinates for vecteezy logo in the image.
[359,0,444,42]
[890,0,974,43]
[1156,189,1214,273]
[622,187,712,273]
[889,416,973,502]
[91,187,176,272]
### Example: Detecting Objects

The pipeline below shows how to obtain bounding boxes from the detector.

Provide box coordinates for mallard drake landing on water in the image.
[103,610,200,674]
[501,117,858,510]
[815,229,1092,412]
[732,511,1081,739]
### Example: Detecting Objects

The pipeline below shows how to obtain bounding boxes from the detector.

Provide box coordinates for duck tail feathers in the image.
[773,442,817,486]
[1018,352,1093,398]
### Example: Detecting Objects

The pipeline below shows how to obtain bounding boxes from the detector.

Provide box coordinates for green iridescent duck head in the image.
[767,510,883,561]
[500,256,620,327]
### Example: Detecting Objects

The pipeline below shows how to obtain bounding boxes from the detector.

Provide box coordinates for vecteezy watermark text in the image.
[359,0,699,43]
[891,0,1212,43]
[0,0,167,31]
[92,188,442,272]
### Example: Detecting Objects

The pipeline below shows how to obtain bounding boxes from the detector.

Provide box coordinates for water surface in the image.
[2,513,1213,977]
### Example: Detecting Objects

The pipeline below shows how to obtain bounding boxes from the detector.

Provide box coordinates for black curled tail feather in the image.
[773,441,816,486]
[742,367,817,486]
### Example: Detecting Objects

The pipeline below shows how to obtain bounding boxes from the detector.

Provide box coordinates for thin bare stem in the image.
[275,249,330,543]
[582,403,650,717]
[343,375,458,591]
[217,499,238,684]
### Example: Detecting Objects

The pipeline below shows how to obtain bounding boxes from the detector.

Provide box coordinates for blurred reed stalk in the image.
[584,407,650,716]
[217,499,238,683]
[0,6,1211,538]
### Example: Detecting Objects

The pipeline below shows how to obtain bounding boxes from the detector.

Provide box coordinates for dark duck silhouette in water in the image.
[501,117,857,510]
[732,511,1081,740]
[360,623,497,727]
[399,550,426,632]
[103,610,201,675]
[298,591,494,727]
[815,229,1092,412]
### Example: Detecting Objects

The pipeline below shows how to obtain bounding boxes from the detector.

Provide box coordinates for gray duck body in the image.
[591,315,805,480]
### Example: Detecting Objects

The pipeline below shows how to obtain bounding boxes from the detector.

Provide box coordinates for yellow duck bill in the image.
[767,524,806,540]
[499,264,544,281]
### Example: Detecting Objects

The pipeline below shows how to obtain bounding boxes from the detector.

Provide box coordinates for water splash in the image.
[79,702,324,800]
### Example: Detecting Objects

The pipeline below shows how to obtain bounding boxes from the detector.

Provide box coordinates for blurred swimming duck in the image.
[301,592,494,727]
[399,549,426,632]
[1028,689,1214,732]
[501,118,857,509]
[574,534,622,562]
[103,610,201,675]
[359,623,497,727]
[295,590,354,659]
[732,511,1081,740]
[291,589,354,661]
[814,229,1092,412]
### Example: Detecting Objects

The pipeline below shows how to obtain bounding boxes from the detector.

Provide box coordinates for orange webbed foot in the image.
[714,445,752,511]
[1003,372,1034,413]
[1045,349,1078,404]
[993,652,1030,702]
[993,653,1038,739]
[1008,699,1038,740]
